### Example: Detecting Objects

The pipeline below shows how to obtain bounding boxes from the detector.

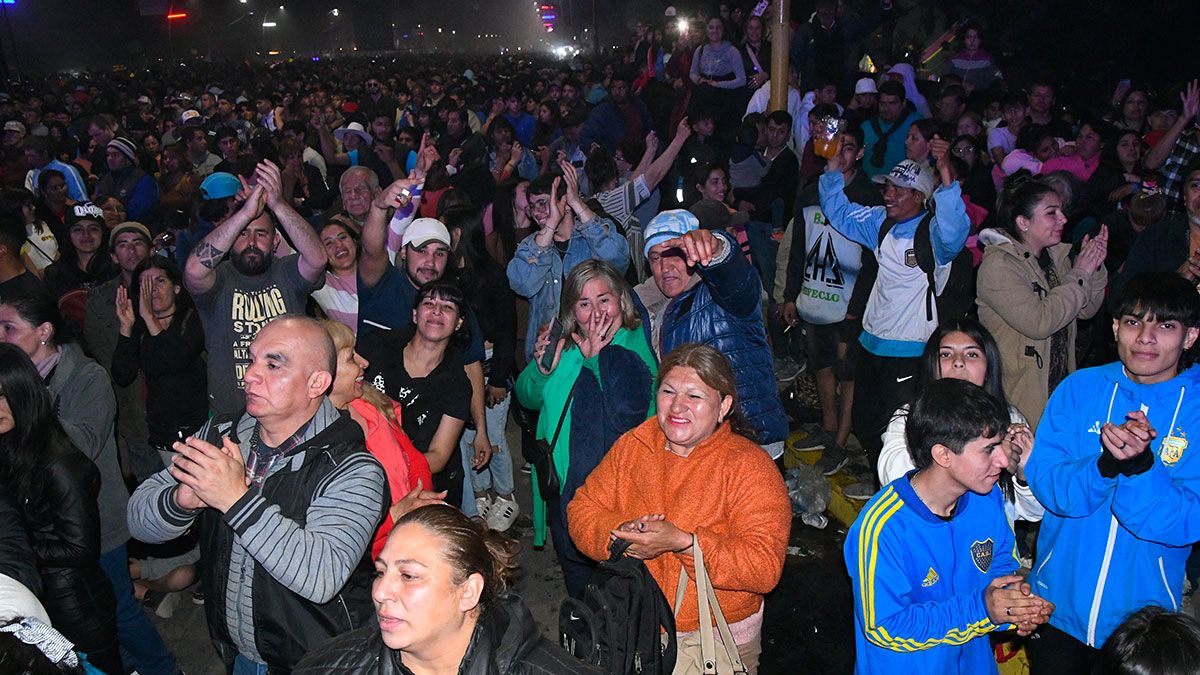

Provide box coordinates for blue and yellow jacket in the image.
[845,472,1017,674]
[1027,363,1200,647]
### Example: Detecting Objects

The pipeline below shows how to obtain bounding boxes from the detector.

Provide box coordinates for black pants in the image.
[852,350,920,484]
[1026,622,1099,675]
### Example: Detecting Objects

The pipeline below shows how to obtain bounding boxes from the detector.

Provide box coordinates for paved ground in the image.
[146,416,856,675]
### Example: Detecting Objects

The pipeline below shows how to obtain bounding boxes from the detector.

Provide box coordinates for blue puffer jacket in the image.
[660,230,787,445]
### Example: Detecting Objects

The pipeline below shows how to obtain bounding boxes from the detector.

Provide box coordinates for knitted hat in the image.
[109,221,152,247]
[107,137,138,162]
[642,209,700,259]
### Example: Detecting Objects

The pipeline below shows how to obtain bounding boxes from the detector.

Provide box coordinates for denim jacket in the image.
[506,216,630,360]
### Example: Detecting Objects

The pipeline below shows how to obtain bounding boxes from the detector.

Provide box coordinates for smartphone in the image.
[540,319,563,372]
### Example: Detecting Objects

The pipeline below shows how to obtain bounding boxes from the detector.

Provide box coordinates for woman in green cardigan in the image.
[516,259,657,597]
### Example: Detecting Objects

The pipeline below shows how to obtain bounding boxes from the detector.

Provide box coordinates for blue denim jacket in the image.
[506,216,630,360]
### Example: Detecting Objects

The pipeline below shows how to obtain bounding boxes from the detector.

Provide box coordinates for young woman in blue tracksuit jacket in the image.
[1026,272,1200,666]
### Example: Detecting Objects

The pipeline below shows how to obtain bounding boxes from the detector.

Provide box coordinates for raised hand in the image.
[138,277,165,335]
[253,160,286,210]
[1181,79,1199,124]
[389,480,448,521]
[573,309,617,359]
[1073,225,1108,275]
[115,284,135,336]
[532,321,565,375]
[675,116,693,142]
[931,138,953,184]
[644,131,659,157]
[1003,424,1034,484]
[559,159,582,202]
[658,229,722,267]
[374,177,421,211]
[546,177,564,230]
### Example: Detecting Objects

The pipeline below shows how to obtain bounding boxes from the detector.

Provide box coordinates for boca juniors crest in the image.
[970,539,994,573]
[1160,429,1188,466]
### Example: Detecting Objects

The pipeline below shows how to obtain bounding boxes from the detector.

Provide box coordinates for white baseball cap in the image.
[402,218,451,249]
[855,78,878,95]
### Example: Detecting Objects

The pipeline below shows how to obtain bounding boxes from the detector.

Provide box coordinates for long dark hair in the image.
[917,318,1016,499]
[918,317,1010,410]
[441,207,490,306]
[0,343,65,505]
[129,256,193,329]
[489,178,527,260]
[996,172,1056,243]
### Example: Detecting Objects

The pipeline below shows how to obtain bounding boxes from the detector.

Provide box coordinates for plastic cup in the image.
[814,116,843,159]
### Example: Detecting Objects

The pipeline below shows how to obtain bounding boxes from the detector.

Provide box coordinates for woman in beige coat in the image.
[977,175,1108,429]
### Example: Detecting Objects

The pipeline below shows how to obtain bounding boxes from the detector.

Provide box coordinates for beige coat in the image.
[976,229,1107,429]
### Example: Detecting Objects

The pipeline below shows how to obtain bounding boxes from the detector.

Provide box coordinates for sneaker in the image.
[842,482,876,501]
[191,588,205,605]
[816,444,850,476]
[154,591,181,619]
[475,495,494,520]
[486,494,520,532]
[519,462,532,474]
[793,428,835,452]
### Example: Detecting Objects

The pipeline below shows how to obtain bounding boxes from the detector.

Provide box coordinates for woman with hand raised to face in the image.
[515,258,657,598]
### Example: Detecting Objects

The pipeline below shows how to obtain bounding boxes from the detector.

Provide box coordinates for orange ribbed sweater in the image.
[567,417,792,632]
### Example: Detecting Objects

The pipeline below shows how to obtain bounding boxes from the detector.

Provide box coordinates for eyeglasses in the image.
[952,146,976,156]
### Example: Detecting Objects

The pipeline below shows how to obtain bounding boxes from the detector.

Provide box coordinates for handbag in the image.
[670,535,748,675]
[528,383,576,499]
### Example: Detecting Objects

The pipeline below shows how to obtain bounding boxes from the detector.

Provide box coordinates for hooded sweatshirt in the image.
[1027,362,1200,647]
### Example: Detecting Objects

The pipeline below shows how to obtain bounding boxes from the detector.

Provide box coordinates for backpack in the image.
[559,539,677,674]
[876,208,976,325]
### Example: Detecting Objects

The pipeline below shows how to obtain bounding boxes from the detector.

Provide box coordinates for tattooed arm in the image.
[184,184,267,295]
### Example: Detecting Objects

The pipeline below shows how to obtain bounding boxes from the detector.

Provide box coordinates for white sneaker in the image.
[486,495,520,532]
[475,495,494,520]
[155,591,181,619]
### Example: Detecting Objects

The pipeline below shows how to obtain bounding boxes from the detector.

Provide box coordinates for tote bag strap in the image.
[674,534,748,674]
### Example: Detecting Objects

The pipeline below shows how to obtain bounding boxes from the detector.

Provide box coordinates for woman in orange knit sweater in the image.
[567,344,791,673]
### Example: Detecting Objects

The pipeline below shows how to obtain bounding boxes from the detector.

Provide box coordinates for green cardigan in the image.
[515,325,657,545]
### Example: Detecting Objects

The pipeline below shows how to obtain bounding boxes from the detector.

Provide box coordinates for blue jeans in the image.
[233,654,270,675]
[459,394,515,514]
[745,219,780,301]
[98,544,178,675]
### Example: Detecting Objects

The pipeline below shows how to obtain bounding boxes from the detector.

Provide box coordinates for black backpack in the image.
[559,539,677,674]
[876,208,977,325]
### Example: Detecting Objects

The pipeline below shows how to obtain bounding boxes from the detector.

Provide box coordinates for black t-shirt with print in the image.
[359,325,471,506]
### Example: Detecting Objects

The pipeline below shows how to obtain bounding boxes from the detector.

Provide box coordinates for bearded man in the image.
[184,160,327,416]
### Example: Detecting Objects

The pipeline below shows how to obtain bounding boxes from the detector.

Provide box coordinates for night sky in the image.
[0,0,1194,100]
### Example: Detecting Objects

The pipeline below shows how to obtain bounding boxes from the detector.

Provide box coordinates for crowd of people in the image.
[0,1,1200,673]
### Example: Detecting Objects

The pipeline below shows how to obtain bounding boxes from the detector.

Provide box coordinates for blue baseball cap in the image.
[642,209,700,259]
[199,172,241,201]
